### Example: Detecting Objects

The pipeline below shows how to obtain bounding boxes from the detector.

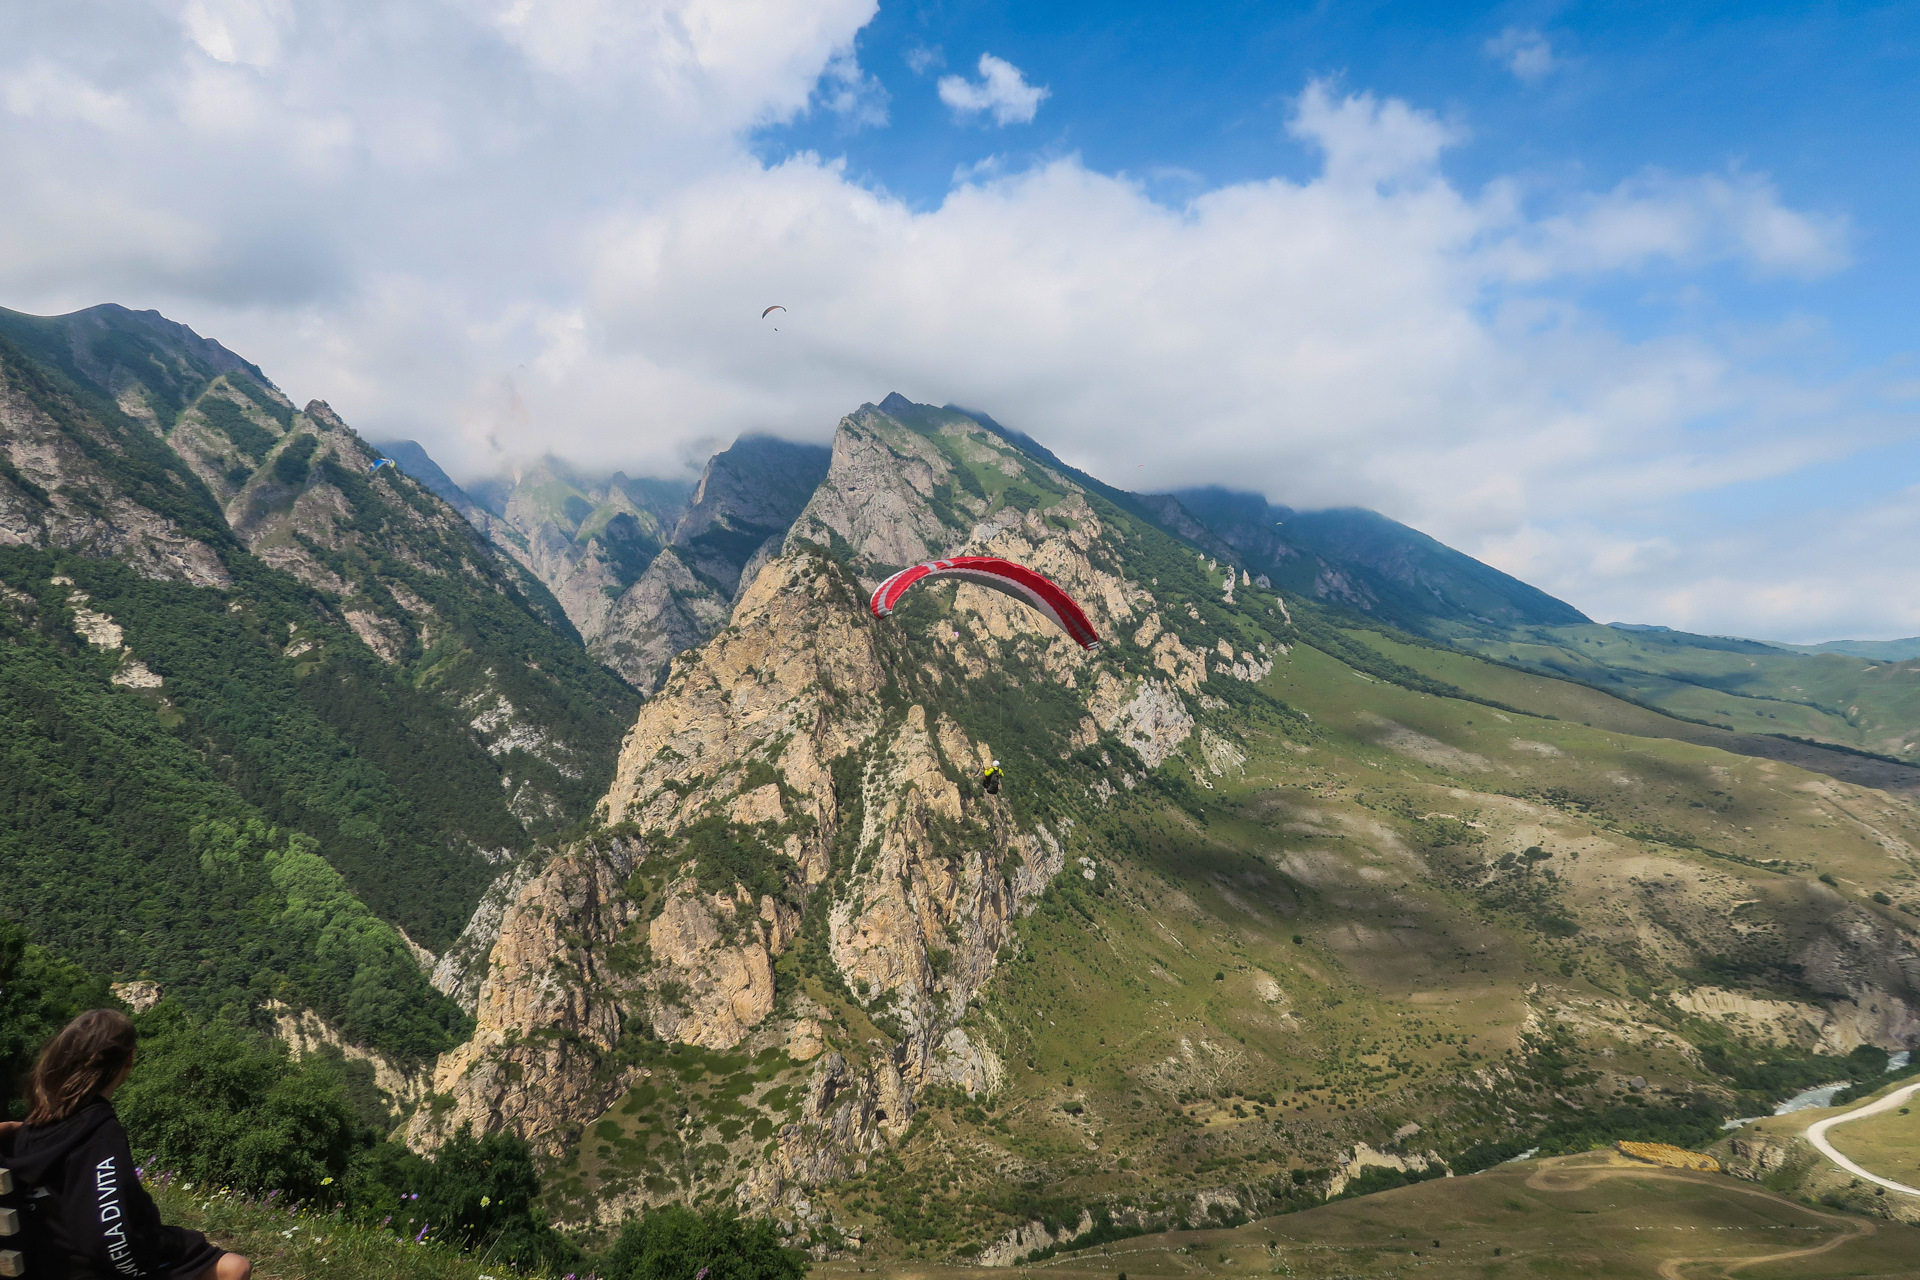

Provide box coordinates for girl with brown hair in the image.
[0,1010,251,1280]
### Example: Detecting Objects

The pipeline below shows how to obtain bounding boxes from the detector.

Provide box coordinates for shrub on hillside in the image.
[601,1205,808,1280]
[349,1129,580,1271]
[116,1005,360,1201]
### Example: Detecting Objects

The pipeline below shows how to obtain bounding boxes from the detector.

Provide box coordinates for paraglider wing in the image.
[870,556,1100,651]
[369,458,395,474]
[761,305,786,318]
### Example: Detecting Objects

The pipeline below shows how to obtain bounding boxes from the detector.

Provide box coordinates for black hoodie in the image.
[3,1100,222,1280]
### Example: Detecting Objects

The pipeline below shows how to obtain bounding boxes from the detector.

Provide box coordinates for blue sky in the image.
[764,2,1917,361]
[1,0,1917,639]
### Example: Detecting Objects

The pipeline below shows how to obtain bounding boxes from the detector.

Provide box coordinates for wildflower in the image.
[321,1177,334,1186]
[415,1224,430,1243]
[480,1196,491,1208]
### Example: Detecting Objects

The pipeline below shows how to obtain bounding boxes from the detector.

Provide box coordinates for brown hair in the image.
[26,1009,137,1125]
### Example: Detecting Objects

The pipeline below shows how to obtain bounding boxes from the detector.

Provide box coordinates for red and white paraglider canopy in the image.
[870,556,1101,651]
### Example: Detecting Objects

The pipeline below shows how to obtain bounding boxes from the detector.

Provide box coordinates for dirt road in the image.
[1802,1078,1920,1197]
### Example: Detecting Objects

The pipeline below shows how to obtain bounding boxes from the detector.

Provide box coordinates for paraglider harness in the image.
[982,762,1004,795]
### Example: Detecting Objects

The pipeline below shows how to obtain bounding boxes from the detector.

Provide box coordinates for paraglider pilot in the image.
[982,760,1004,795]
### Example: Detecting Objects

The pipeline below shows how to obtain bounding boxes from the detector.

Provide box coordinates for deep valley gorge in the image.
[7,303,1920,1270]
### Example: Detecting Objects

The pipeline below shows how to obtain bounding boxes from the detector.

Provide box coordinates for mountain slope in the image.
[592,433,829,692]
[461,457,692,662]
[1770,636,1920,661]
[0,304,642,1074]
[1172,486,1590,634]
[459,434,832,692]
[404,396,1920,1262]
[1459,622,1920,765]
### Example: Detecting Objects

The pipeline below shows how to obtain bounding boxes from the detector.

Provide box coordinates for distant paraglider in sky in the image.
[369,458,395,474]
[761,305,786,318]
[870,556,1101,652]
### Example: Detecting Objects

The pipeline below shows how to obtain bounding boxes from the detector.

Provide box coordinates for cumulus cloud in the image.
[0,4,1903,638]
[937,53,1049,125]
[1485,27,1556,82]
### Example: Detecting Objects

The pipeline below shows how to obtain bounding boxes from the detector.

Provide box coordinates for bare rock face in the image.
[414,397,1272,1219]
[408,833,645,1154]
[458,435,827,694]
[784,401,961,567]
[594,547,733,692]
[588,435,829,691]
[0,351,230,587]
[270,1001,430,1110]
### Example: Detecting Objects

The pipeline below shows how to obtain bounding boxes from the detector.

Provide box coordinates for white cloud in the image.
[815,47,888,127]
[904,44,942,75]
[1484,27,1556,82]
[0,6,1901,639]
[937,53,1048,125]
[1498,170,1851,280]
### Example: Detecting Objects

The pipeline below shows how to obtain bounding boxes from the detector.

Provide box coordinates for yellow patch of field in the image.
[1616,1140,1720,1171]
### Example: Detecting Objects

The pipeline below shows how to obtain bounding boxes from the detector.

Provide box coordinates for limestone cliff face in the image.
[464,459,684,653]
[589,435,830,691]
[416,397,1279,1218]
[0,344,229,586]
[409,834,646,1152]
[454,436,827,695]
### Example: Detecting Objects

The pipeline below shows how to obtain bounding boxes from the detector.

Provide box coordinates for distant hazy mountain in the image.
[1768,636,1920,661]
[375,438,479,513]
[1170,486,1590,634]
[422,435,830,692]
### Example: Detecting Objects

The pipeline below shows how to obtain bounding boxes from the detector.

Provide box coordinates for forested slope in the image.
[0,304,637,1067]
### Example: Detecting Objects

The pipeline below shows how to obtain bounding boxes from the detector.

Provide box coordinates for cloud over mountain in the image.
[0,1,1899,639]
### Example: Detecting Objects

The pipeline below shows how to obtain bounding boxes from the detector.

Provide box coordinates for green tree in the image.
[603,1205,809,1280]
[115,1006,358,1201]
[347,1128,580,1270]
[0,922,114,1118]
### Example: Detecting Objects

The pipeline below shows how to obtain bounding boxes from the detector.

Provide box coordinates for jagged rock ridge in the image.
[412,395,1920,1263]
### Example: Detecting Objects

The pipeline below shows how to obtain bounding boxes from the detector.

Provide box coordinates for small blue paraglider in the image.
[369,457,395,475]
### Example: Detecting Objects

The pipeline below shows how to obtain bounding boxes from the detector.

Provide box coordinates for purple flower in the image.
[416,1224,430,1243]
[696,1268,710,1280]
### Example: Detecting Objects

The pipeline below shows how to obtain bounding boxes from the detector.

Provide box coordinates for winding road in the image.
[1804,1078,1920,1197]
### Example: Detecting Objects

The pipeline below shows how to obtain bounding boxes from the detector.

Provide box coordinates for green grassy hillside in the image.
[1460,622,1920,764]
[815,1151,1920,1280]
[500,400,1920,1262]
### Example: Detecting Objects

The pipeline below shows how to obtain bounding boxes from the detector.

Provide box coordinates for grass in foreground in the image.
[150,1174,572,1280]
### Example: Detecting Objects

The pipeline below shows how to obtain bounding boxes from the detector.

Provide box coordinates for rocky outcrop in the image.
[589,435,829,691]
[270,1001,430,1110]
[454,435,827,694]
[408,833,646,1154]
[415,398,1290,1191]
[1793,893,1920,1050]
[1324,1142,1447,1198]
[0,349,230,586]
[594,548,733,692]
